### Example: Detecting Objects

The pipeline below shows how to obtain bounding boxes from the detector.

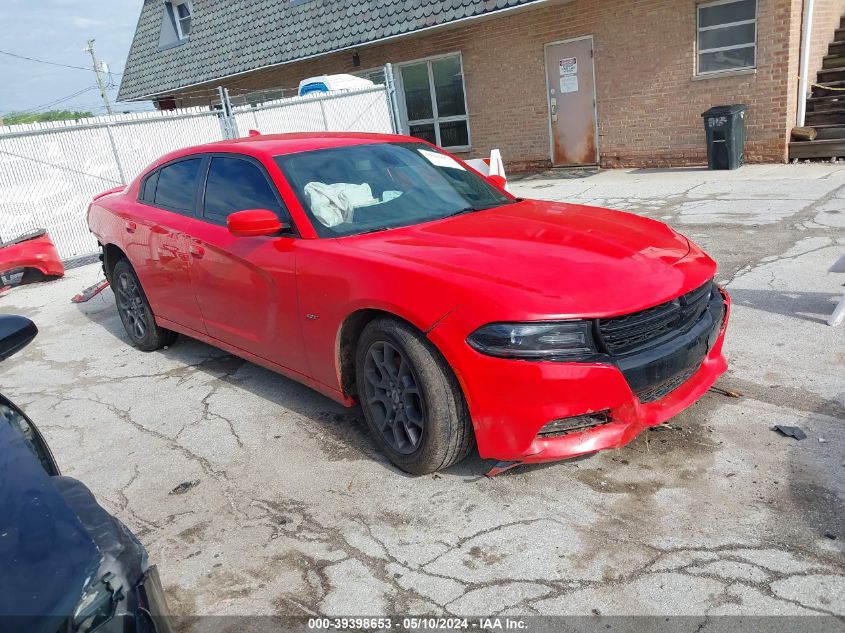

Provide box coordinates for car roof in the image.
[160,132,417,163]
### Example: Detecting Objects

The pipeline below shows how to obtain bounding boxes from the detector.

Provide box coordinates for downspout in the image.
[797,0,815,127]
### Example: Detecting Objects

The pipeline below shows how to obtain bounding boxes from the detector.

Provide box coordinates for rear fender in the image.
[92,186,126,201]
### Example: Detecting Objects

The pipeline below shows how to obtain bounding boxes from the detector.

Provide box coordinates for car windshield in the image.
[274,142,513,237]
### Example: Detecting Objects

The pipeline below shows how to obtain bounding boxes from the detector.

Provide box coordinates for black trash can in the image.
[701,104,747,170]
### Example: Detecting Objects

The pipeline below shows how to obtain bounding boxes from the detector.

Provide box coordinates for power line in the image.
[0,48,123,75]
[31,87,100,113]
[70,103,133,111]
[18,86,100,114]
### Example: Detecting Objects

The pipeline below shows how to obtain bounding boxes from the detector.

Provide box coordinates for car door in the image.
[188,154,309,375]
[128,157,206,334]
[543,36,599,166]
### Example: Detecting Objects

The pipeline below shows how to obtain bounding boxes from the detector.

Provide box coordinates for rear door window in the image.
[203,157,283,224]
[154,158,203,213]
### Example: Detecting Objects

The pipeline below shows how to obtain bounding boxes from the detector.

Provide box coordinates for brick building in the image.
[118,0,845,170]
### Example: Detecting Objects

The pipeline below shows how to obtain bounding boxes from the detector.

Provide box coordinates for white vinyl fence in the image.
[0,85,395,260]
[233,87,394,137]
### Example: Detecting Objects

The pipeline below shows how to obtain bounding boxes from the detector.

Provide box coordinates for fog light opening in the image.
[537,411,610,438]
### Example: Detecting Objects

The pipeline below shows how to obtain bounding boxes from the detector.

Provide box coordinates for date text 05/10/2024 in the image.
[307,617,528,630]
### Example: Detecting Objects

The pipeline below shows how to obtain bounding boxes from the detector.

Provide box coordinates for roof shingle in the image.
[118,0,546,101]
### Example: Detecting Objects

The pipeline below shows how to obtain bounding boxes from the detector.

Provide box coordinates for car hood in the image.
[342,200,711,317]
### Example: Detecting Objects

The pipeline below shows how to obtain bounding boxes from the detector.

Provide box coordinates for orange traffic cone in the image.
[465,149,509,192]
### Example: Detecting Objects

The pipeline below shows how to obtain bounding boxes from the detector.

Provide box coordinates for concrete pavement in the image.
[0,163,842,627]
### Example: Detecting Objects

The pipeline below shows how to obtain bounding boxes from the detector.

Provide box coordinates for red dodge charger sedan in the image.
[87,133,729,475]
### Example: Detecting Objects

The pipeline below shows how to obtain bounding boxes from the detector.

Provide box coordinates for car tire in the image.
[112,259,177,351]
[355,317,474,474]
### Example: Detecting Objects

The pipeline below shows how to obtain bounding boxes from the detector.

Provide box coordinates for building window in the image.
[159,0,192,48]
[697,0,757,75]
[172,0,193,39]
[399,55,469,150]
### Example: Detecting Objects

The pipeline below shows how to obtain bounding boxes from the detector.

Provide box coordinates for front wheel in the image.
[112,259,177,351]
[355,318,474,474]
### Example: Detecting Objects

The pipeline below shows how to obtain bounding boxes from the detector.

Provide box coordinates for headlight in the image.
[466,321,596,360]
[73,572,119,633]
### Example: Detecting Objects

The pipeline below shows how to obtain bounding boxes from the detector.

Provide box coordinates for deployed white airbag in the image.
[304,182,378,227]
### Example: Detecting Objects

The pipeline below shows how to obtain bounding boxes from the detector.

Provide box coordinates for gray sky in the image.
[0,0,152,115]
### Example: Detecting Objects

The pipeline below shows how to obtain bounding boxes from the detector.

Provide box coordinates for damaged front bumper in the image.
[429,287,731,473]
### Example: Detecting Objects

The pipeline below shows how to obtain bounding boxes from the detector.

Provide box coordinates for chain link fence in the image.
[0,83,397,261]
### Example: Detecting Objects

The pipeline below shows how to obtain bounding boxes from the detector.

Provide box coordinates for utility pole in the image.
[84,39,113,115]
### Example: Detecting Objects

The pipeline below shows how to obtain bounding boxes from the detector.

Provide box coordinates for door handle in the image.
[125,221,137,233]
[189,243,205,259]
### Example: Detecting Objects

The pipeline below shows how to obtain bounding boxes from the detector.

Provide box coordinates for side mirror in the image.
[487,174,507,190]
[0,315,38,361]
[227,209,288,237]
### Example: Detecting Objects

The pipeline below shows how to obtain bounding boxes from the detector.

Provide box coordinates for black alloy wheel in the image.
[115,269,147,340]
[362,340,426,454]
[355,317,475,474]
[111,259,177,351]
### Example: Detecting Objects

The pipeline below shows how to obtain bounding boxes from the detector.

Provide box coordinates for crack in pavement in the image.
[2,168,841,622]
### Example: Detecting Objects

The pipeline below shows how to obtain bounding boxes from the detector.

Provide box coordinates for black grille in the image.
[636,366,698,403]
[538,412,610,438]
[597,282,714,355]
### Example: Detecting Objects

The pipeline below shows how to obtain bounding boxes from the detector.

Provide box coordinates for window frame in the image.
[396,53,471,152]
[696,0,757,76]
[197,153,298,236]
[273,141,513,239]
[172,0,193,40]
[137,155,207,217]
[139,169,160,204]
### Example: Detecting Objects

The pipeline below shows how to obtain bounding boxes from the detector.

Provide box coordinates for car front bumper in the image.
[136,565,174,633]
[94,566,174,633]
[428,288,730,466]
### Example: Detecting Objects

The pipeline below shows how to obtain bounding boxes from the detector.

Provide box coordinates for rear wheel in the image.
[355,318,474,474]
[112,259,176,351]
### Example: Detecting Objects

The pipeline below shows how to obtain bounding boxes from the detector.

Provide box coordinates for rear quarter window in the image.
[140,170,159,203]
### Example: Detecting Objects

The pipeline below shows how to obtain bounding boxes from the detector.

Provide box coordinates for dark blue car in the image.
[0,315,172,633]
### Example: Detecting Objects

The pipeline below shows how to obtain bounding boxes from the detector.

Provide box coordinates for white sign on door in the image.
[560,75,579,93]
[559,57,577,76]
